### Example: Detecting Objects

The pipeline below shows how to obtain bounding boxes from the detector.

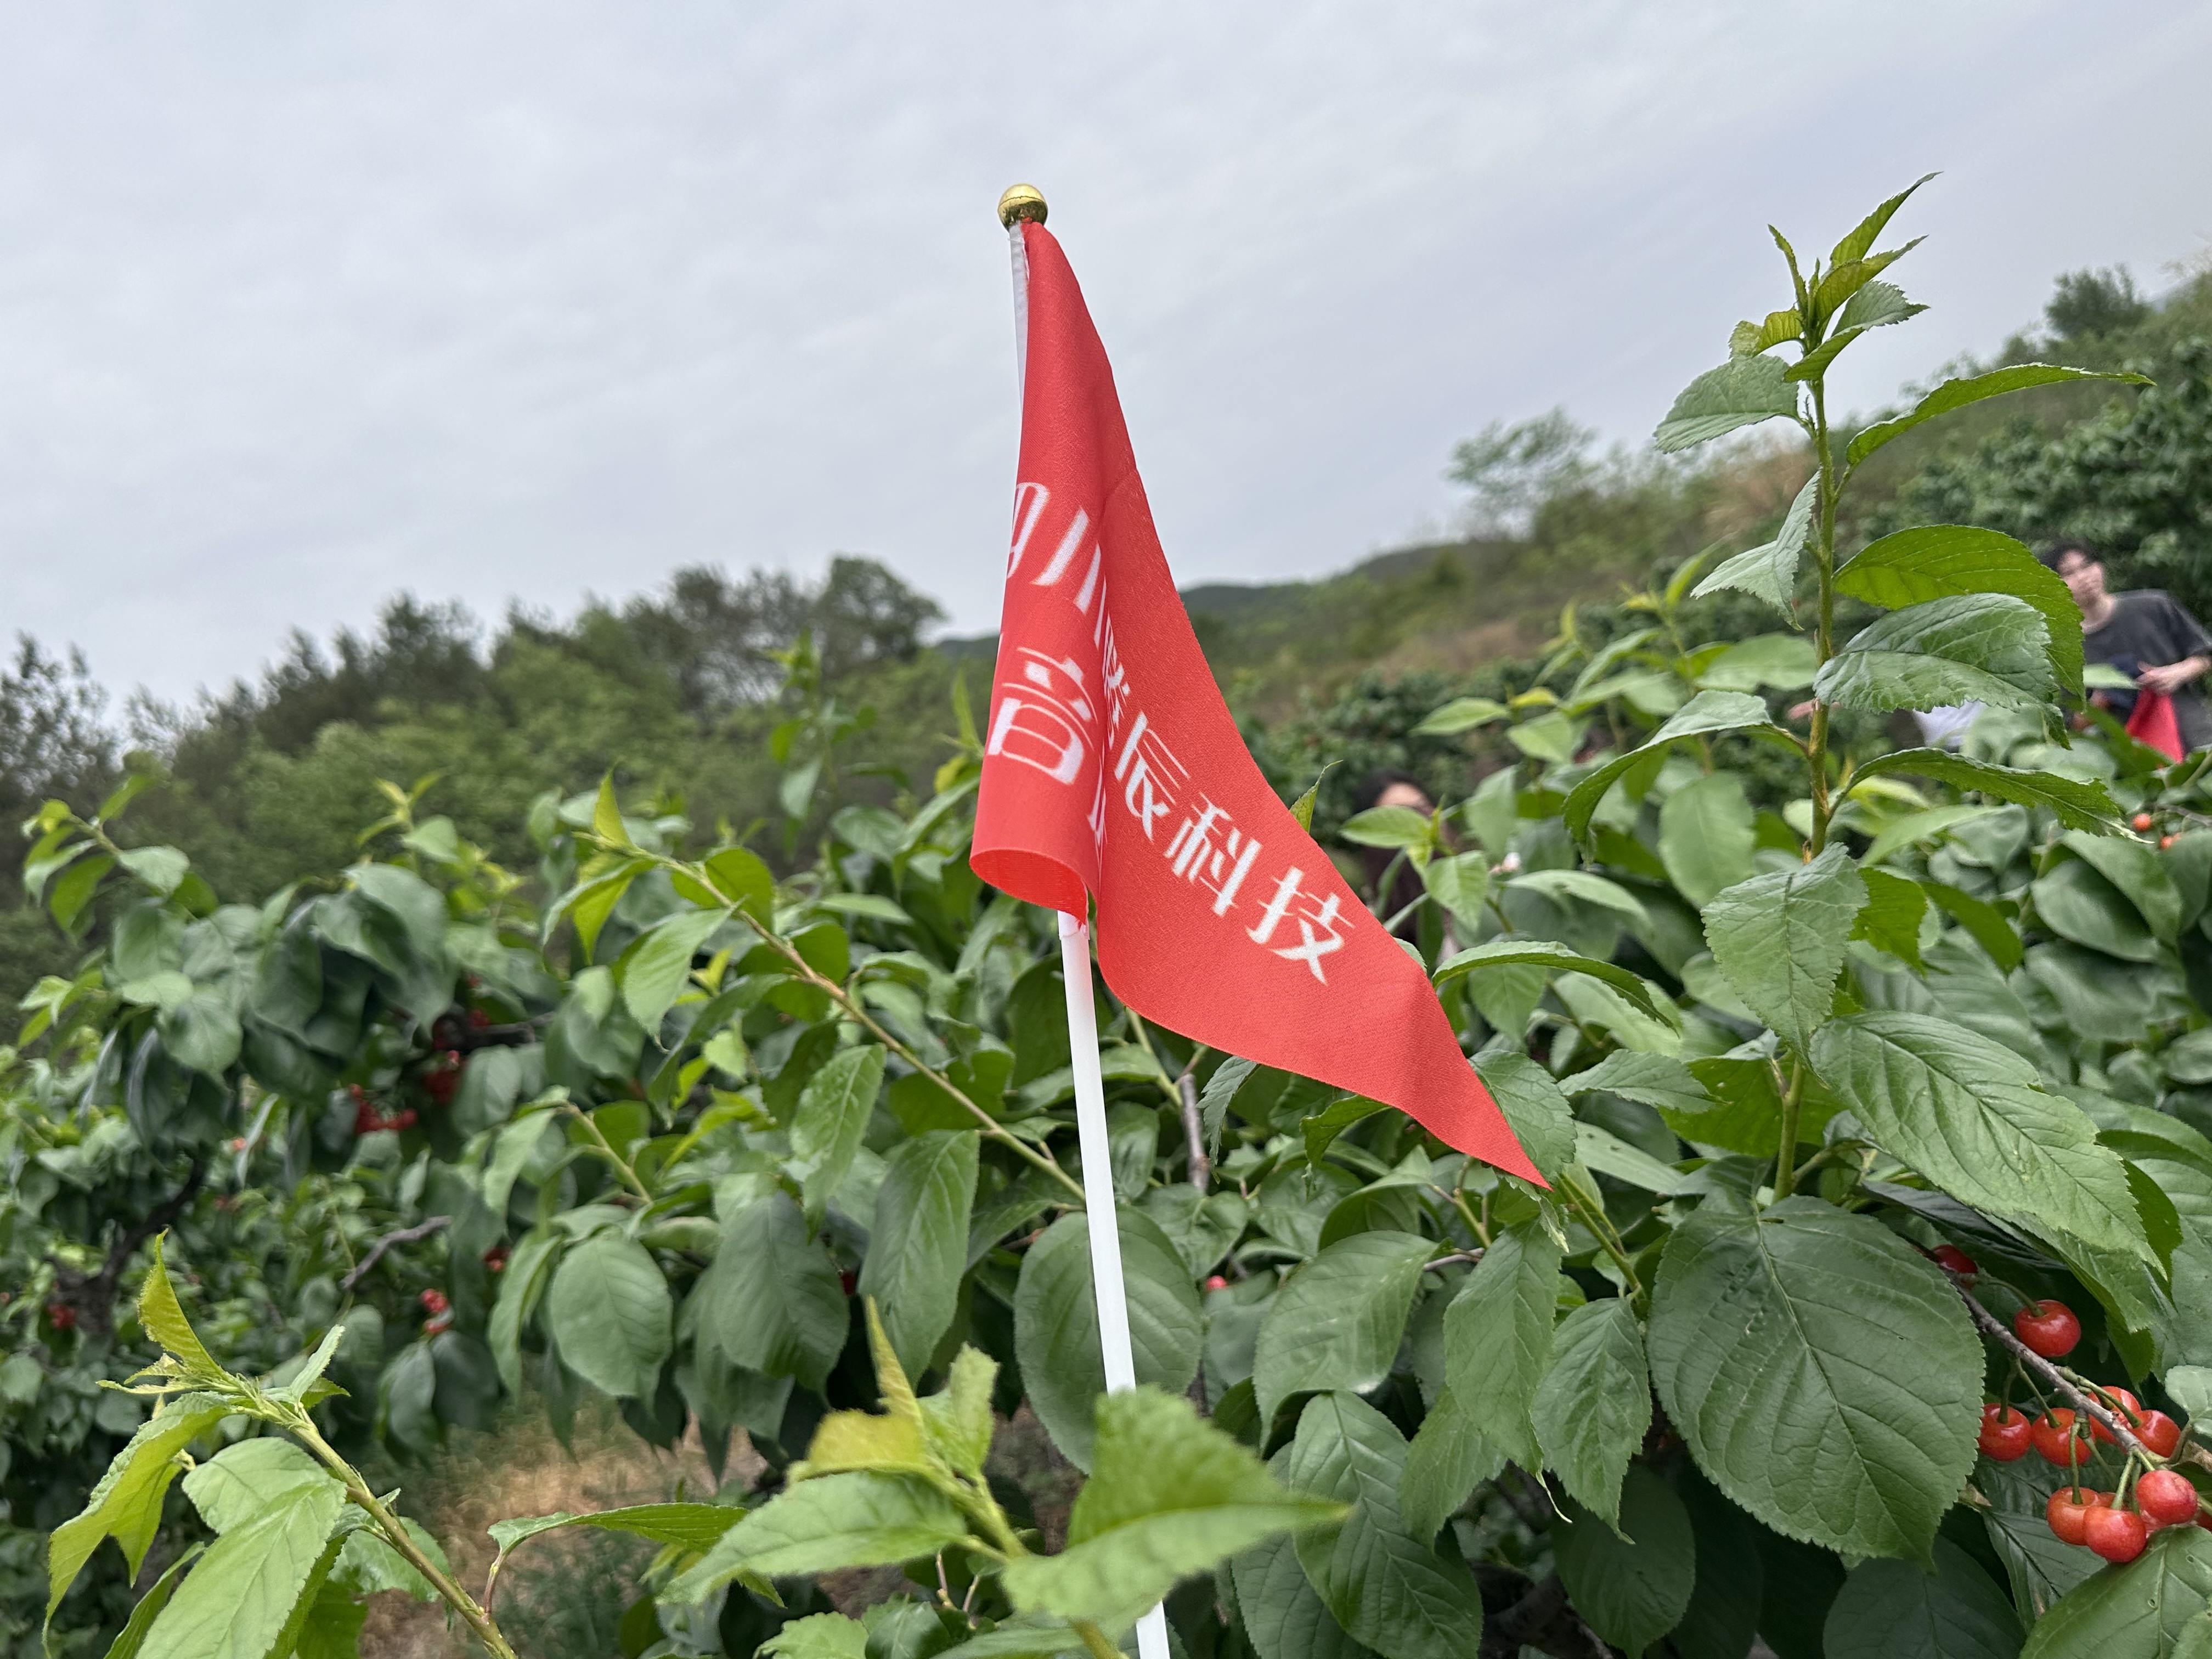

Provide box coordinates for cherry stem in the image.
[1946,1271,2143,1452]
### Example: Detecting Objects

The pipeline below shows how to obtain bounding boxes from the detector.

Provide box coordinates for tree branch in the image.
[52,1158,205,1344]
[341,1216,452,1293]
[1177,1062,1210,1191]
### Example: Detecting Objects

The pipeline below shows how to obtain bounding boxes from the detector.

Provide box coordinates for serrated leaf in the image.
[617,906,727,1032]
[760,1613,871,1659]
[592,774,631,847]
[544,1229,670,1400]
[1253,1232,1434,1425]
[692,1194,848,1393]
[1287,1393,1488,1659]
[1811,1012,2153,1264]
[1836,523,2084,693]
[1730,307,1803,357]
[920,1347,998,1478]
[181,1440,342,1534]
[1533,1298,1652,1532]
[1848,364,2150,467]
[664,1471,968,1602]
[1822,1537,2022,1659]
[1435,938,1661,1019]
[97,1545,204,1659]
[1563,1051,1709,1116]
[789,1045,888,1227]
[1553,1466,1694,1659]
[488,1503,743,1558]
[1816,594,2056,714]
[1703,845,1867,1053]
[856,1130,978,1379]
[139,1237,223,1379]
[1397,1387,1503,1544]
[1228,1531,1374,1659]
[1660,771,1757,909]
[1647,1196,1980,1559]
[1418,853,1489,938]
[1562,691,1775,842]
[1471,1052,1576,1182]
[49,1393,229,1621]
[1014,1209,1201,1470]
[1656,357,1799,452]
[1693,474,1817,615]
[133,1479,345,1659]
[2018,1525,2212,1658]
[1836,279,1926,335]
[1000,1387,1345,1629]
[1853,867,1928,969]
[1442,1223,1559,1471]
[1830,174,1937,269]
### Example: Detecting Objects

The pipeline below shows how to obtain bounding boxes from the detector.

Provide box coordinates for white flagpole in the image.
[1058,909,1172,1659]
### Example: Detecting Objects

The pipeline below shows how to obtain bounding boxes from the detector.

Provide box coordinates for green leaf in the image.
[702,847,775,918]
[1660,772,1757,909]
[181,1441,341,1533]
[97,1546,204,1659]
[1532,1297,1652,1531]
[1854,749,2120,836]
[1853,868,1928,969]
[759,1612,871,1659]
[617,906,726,1032]
[1836,524,2084,694]
[488,1502,743,1558]
[665,1471,969,1602]
[1830,174,1938,269]
[1923,879,2025,970]
[1341,808,1433,851]
[789,1045,888,1227]
[1815,594,2056,714]
[49,1393,230,1620]
[1698,632,1820,693]
[2018,1525,2212,1658]
[139,1236,222,1379]
[857,1131,978,1378]
[1656,356,1799,452]
[1848,364,2151,467]
[1823,1537,2023,1659]
[117,845,191,898]
[545,1230,672,1400]
[1301,1096,1389,1169]
[1435,938,1662,1019]
[1410,698,1508,737]
[692,1194,848,1392]
[2065,830,2183,943]
[1396,1387,1503,1545]
[920,1347,999,1478]
[1014,1209,1201,1470]
[1287,1393,1488,1659]
[1810,1013,2153,1264]
[592,773,632,847]
[1837,279,1927,335]
[1472,1052,1576,1182]
[1228,1531,1375,1659]
[1731,307,1803,357]
[1553,1466,1695,1659]
[1647,1196,1981,1559]
[1562,691,1775,842]
[1253,1232,1434,1425]
[1442,1223,1560,1471]
[1418,853,1489,938]
[133,1480,345,1659]
[1564,1051,1709,1116]
[1000,1387,1345,1629]
[2036,860,2161,962]
[1703,845,1866,1053]
[1692,475,1817,615]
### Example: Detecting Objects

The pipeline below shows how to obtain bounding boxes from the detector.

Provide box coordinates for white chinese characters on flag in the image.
[973,219,1541,1184]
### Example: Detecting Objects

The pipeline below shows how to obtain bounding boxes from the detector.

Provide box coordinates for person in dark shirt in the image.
[2041,540,2212,752]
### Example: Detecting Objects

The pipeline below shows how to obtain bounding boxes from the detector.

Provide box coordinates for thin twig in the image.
[1950,1272,2142,1449]
[1424,1250,1485,1273]
[1178,1059,1210,1191]
[340,1216,451,1294]
[563,1104,654,1203]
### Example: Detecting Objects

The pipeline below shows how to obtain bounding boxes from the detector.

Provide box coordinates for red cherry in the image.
[420,1289,449,1315]
[1979,1404,2033,1460]
[1932,1245,1979,1283]
[2047,1486,2107,1544]
[348,1084,366,1101]
[483,1245,510,1273]
[2164,835,2180,851]
[468,1007,491,1029]
[355,1103,381,1134]
[2016,1300,2082,1358]
[2138,1469,2200,1527]
[2092,1390,2144,1443]
[838,1269,857,1296]
[424,1311,453,1338]
[2134,812,2157,832]
[2034,1409,2092,1467]
[46,1304,76,1332]
[2136,1411,2183,1458]
[389,1109,418,1131]
[2086,1504,2149,1562]
[1204,1274,1230,1292]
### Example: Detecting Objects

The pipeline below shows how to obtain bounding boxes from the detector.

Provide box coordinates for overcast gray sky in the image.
[3,2,2208,701]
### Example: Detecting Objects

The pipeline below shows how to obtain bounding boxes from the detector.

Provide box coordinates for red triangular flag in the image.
[2128,688,2186,762]
[972,219,1539,1183]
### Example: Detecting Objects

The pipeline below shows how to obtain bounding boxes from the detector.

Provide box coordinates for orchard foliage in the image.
[16,180,2212,1659]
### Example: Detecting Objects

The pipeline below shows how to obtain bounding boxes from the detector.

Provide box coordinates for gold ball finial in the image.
[997,184,1047,228]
